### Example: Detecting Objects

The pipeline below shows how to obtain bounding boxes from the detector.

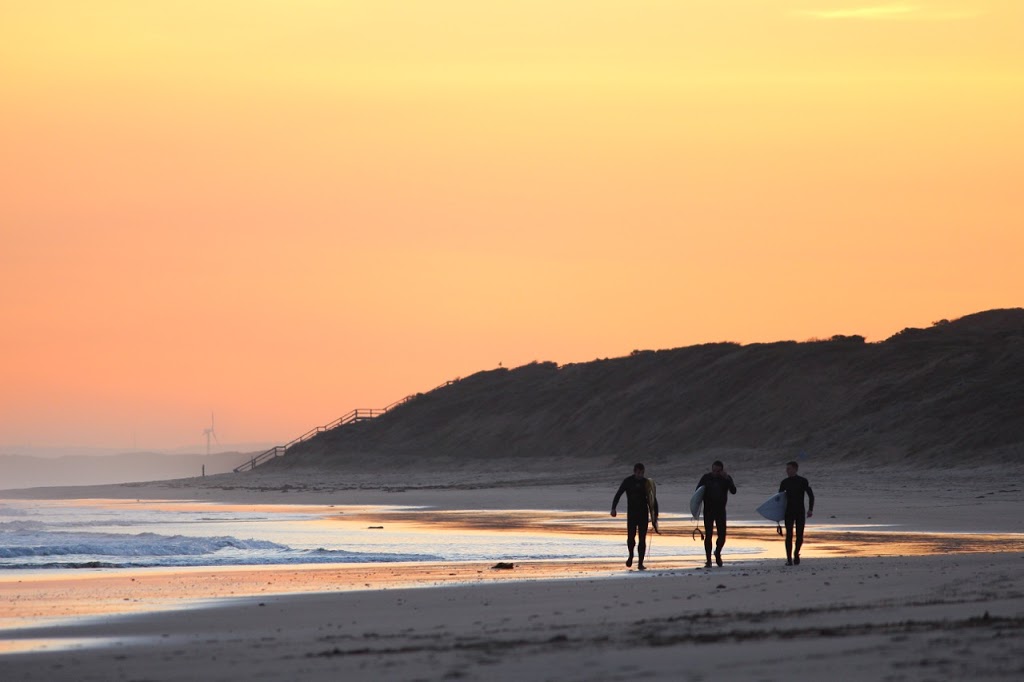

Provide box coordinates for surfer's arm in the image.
[727,477,737,494]
[806,482,815,515]
[611,481,627,513]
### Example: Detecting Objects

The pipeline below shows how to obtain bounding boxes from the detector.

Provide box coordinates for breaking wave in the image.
[0,529,442,569]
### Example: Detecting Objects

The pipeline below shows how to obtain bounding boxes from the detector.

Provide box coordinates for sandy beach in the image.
[5,0,1022,673]
[2,462,1023,681]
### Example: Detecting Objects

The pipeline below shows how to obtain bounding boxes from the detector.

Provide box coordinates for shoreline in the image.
[5,461,1023,535]
[6,520,1020,633]
[2,464,1023,680]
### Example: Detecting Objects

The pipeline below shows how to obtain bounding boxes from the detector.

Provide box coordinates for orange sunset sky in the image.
[2,1,1021,452]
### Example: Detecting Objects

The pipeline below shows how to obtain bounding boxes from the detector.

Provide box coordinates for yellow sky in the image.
[2,1,1021,451]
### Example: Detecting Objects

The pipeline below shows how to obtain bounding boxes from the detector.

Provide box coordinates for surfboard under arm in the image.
[689,485,705,521]
[756,491,787,522]
[646,478,660,533]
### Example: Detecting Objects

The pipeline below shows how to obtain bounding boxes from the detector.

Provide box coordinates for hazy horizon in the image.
[0,442,275,458]
[0,449,260,490]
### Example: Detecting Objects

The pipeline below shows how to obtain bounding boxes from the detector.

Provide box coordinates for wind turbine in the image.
[202,412,220,456]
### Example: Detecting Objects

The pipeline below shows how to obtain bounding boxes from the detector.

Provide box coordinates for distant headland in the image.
[268,308,1023,471]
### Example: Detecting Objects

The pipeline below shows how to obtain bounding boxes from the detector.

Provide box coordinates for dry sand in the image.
[2,462,1023,681]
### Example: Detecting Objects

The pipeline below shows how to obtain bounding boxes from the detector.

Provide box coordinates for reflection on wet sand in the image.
[3,506,1021,641]
[339,507,1024,559]
[0,558,630,636]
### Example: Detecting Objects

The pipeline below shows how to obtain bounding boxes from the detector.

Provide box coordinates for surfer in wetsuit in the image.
[696,460,737,567]
[611,463,655,571]
[779,461,814,566]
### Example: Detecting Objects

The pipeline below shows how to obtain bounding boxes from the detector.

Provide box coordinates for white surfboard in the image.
[756,491,787,522]
[689,486,705,520]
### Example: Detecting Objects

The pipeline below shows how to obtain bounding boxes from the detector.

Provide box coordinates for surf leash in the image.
[692,523,704,542]
[776,522,783,536]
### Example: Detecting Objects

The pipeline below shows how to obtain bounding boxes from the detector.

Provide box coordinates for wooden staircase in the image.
[233,381,456,472]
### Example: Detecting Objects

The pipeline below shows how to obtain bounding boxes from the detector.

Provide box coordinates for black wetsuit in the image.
[697,473,737,562]
[612,476,651,565]
[779,475,815,561]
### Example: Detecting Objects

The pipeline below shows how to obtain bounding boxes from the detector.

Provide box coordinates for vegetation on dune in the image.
[273,309,1024,469]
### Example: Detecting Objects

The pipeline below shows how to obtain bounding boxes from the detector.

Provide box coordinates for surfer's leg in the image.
[794,514,806,563]
[784,515,795,564]
[715,512,726,565]
[626,518,637,567]
[703,516,714,564]
[637,519,648,568]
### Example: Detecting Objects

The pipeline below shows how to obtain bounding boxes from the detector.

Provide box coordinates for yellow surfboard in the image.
[645,478,660,533]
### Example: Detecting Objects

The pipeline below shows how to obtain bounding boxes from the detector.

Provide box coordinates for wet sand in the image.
[1,464,1023,680]
[2,552,1022,680]
[5,512,1019,633]
[0,558,629,633]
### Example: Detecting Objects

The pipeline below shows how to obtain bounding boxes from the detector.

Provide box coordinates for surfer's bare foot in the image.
[637,563,646,571]
[794,555,800,565]
[714,552,723,567]
[626,557,633,567]
[785,559,793,566]
[704,561,712,568]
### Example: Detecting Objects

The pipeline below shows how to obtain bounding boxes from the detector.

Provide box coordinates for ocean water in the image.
[0,499,711,570]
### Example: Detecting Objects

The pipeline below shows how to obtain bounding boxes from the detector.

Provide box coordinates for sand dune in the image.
[275,308,1024,472]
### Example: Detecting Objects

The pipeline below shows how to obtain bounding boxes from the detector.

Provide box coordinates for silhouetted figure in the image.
[779,461,815,565]
[696,460,736,567]
[611,463,656,570]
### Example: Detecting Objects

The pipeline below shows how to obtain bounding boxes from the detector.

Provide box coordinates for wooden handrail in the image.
[232,378,460,472]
